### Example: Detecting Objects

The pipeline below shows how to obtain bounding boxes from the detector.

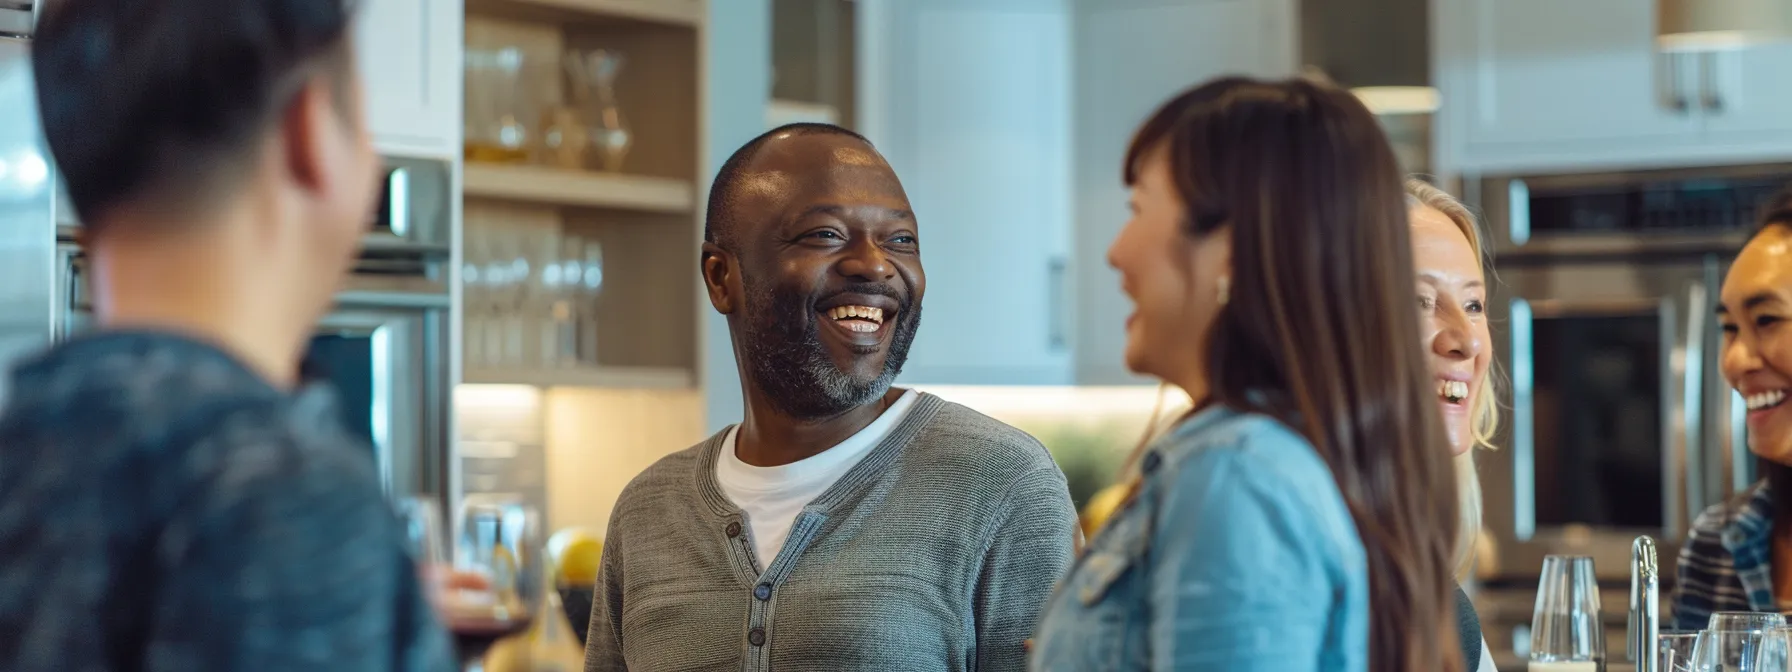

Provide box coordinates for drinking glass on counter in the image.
[1692,628,1772,672]
[1529,555,1604,671]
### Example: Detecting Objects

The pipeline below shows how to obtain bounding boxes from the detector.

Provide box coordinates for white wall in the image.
[701,0,772,433]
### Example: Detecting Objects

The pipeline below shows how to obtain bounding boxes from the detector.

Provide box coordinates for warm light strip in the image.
[909,385,1192,418]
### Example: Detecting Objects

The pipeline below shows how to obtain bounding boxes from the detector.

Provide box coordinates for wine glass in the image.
[395,496,447,568]
[577,238,604,364]
[445,497,544,671]
[1662,631,1704,672]
[1530,555,1605,669]
[1753,626,1792,672]
[1693,627,1774,672]
[1712,612,1791,632]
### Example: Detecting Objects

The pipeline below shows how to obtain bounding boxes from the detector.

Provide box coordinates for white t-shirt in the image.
[716,390,920,568]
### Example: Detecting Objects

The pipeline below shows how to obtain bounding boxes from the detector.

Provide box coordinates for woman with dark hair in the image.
[1028,76,1463,672]
[1671,189,1792,628]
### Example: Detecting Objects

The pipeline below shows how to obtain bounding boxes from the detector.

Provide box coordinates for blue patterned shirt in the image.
[0,331,455,671]
[1670,480,1778,630]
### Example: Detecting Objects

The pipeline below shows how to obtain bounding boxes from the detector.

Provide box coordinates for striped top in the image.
[1670,480,1778,630]
[582,393,1079,672]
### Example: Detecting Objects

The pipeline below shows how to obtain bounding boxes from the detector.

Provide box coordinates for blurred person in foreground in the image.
[582,123,1078,671]
[1027,77,1464,672]
[0,0,454,670]
[1406,180,1500,672]
[1671,188,1792,628]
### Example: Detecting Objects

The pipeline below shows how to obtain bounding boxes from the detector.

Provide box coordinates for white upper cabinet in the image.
[1438,0,1792,174]
[861,0,1075,386]
[1697,44,1792,157]
[1071,0,1296,386]
[860,0,1295,386]
[354,0,462,158]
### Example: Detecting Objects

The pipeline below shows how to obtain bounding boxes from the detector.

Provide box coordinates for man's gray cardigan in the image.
[583,393,1078,672]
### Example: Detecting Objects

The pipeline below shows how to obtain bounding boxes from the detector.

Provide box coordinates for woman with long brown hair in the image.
[1028,76,1463,671]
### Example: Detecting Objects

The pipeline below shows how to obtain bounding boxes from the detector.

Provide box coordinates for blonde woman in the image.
[1407,180,1499,672]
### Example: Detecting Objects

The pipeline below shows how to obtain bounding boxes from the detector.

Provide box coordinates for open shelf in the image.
[463,163,696,213]
[466,0,703,28]
[464,365,695,389]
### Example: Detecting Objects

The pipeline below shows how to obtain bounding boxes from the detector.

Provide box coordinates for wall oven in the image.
[1472,165,1789,585]
[51,156,454,501]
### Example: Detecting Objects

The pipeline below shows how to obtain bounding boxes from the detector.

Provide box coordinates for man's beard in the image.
[737,279,921,420]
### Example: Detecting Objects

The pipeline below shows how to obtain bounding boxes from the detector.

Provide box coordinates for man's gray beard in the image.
[736,280,917,420]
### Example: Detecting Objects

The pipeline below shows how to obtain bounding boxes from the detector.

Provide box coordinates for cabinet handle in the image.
[1662,51,1691,114]
[1047,257,1067,351]
[1701,51,1725,113]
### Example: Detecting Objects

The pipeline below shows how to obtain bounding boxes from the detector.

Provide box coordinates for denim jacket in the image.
[1029,405,1368,671]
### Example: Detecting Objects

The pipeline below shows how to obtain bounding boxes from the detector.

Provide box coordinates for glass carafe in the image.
[563,49,631,172]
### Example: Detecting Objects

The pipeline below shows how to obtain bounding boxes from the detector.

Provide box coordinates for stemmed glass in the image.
[544,236,585,368]
[1692,613,1788,672]
[1752,626,1792,671]
[577,237,604,364]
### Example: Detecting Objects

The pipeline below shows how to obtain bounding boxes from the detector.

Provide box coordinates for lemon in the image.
[549,528,604,586]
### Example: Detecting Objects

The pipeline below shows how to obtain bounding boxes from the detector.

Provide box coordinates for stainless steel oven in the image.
[1484,254,1745,583]
[50,156,454,501]
[1475,162,1792,257]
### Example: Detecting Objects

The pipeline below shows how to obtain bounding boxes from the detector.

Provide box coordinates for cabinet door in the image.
[1697,45,1792,159]
[1071,0,1295,385]
[860,0,1074,385]
[1440,0,1700,171]
[354,0,462,158]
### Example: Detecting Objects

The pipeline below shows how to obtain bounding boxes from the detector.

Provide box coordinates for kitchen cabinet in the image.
[1070,0,1297,385]
[355,0,463,158]
[859,0,1075,385]
[1437,0,1792,174]
[857,0,1294,386]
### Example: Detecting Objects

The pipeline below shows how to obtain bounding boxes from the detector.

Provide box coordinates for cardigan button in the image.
[748,627,766,646]
[726,522,742,538]
[754,583,772,601]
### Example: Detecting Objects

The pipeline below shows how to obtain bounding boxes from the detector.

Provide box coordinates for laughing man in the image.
[581,123,1078,672]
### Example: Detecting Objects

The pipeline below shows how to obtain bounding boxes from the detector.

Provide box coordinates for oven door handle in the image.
[1512,297,1538,541]
[1677,280,1708,537]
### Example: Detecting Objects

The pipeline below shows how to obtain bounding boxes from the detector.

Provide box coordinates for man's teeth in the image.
[826,305,884,333]
[1746,389,1789,412]
[1437,380,1469,403]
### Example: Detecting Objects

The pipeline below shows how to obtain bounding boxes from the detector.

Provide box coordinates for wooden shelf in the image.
[463,163,696,213]
[466,0,703,29]
[464,365,696,389]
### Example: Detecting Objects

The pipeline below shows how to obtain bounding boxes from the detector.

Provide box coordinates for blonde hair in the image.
[1405,178,1501,579]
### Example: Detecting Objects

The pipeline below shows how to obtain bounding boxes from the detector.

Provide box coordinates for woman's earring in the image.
[1217,276,1230,305]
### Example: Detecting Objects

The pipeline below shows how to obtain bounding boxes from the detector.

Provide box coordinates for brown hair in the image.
[1124,77,1462,672]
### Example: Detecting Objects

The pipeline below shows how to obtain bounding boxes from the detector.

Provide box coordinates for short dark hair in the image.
[32,0,360,229]
[1756,185,1792,235]
[704,122,872,249]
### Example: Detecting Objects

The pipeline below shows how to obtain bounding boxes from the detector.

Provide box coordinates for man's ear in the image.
[701,241,737,315]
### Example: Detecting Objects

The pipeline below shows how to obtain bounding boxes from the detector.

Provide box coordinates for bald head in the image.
[704,123,880,250]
